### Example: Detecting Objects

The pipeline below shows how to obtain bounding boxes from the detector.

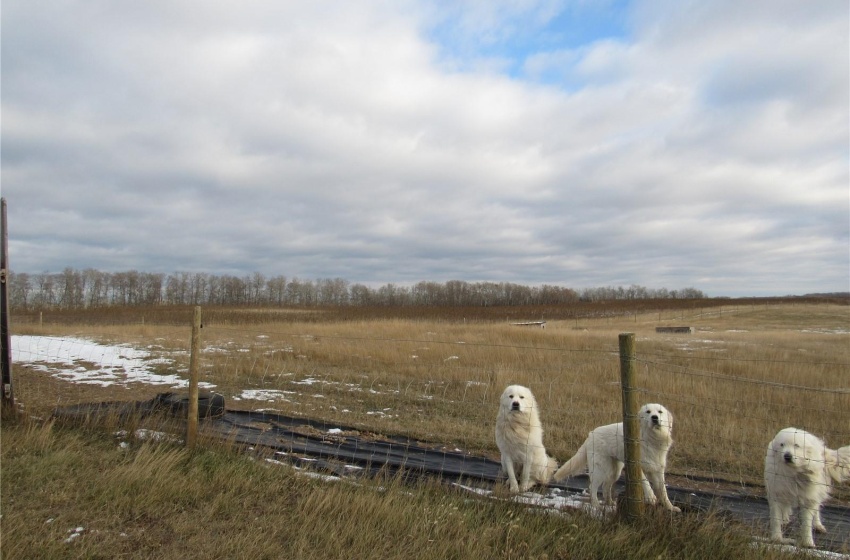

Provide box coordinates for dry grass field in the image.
[3,299,848,558]
[3,416,804,560]
[10,300,849,495]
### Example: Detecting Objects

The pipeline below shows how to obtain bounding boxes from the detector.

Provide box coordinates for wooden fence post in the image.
[186,306,201,448]
[619,332,644,521]
[0,198,15,416]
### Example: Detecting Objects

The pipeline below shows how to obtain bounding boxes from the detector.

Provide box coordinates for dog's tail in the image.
[553,440,588,482]
[532,454,559,484]
[825,445,850,484]
[540,455,558,483]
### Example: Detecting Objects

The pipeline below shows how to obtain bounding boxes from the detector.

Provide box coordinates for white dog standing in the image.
[764,427,850,548]
[553,403,680,512]
[495,384,558,493]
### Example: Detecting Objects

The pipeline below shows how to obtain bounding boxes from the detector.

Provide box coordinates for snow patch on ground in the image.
[11,335,215,389]
[233,389,298,402]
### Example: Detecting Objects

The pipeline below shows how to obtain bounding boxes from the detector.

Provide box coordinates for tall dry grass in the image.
[10,302,850,497]
[1,414,809,559]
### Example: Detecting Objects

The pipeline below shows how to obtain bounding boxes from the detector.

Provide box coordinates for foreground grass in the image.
[1,415,808,560]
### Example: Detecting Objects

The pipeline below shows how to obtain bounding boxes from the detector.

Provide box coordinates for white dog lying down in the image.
[553,403,680,512]
[764,427,850,548]
[495,384,558,493]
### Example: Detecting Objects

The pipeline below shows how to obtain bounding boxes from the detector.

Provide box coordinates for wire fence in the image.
[9,311,850,510]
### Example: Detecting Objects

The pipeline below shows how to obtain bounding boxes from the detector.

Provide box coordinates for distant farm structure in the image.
[512,321,546,328]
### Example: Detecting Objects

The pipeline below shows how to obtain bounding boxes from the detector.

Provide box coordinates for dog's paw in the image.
[814,523,827,534]
[667,505,681,513]
[769,534,793,545]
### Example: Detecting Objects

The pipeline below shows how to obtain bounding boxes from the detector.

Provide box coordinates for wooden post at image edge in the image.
[186,306,201,448]
[0,198,14,415]
[619,332,645,521]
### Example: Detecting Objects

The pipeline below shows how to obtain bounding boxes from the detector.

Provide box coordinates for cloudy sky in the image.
[2,0,848,297]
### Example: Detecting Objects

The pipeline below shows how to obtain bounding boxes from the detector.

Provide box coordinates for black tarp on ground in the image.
[52,391,226,421]
[53,395,850,553]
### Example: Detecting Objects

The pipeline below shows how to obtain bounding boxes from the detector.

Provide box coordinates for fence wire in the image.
[9,319,850,509]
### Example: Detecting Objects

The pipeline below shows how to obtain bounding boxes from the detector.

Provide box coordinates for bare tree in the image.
[267,275,287,306]
[141,272,164,305]
[32,272,57,309]
[190,273,208,305]
[7,272,31,310]
[349,283,372,306]
[7,266,708,311]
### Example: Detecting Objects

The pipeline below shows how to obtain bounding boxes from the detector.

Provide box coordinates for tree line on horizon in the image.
[6,268,706,311]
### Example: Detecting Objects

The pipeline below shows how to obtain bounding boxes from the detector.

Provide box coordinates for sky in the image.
[2,0,848,298]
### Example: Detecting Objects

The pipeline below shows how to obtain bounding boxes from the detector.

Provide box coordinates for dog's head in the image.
[500,384,536,415]
[639,403,673,433]
[768,427,825,475]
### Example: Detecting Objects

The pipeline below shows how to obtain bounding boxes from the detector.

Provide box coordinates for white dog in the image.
[553,403,680,512]
[495,384,558,493]
[764,427,850,548]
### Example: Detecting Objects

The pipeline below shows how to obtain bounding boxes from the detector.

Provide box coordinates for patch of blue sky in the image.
[423,0,632,87]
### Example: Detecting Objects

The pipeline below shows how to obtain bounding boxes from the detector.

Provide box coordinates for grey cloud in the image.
[2,0,847,297]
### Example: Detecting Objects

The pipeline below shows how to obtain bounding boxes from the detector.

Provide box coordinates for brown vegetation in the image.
[4,299,848,557]
[3,416,807,559]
